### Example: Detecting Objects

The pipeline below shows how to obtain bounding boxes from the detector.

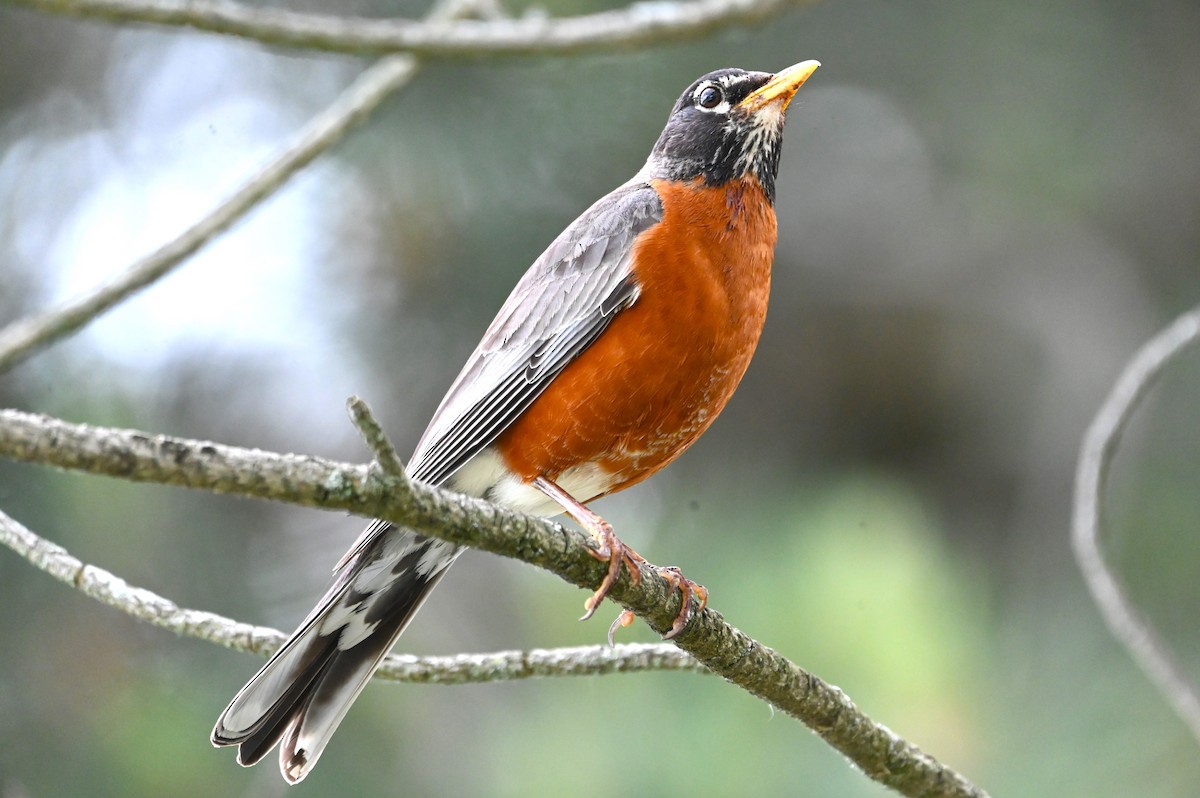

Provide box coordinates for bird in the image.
[212,60,820,784]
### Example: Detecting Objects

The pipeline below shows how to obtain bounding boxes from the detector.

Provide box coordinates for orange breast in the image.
[495,176,777,498]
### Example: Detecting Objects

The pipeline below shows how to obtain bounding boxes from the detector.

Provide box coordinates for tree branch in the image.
[3,0,815,58]
[0,0,484,373]
[347,394,409,479]
[0,504,701,682]
[0,407,988,798]
[0,53,420,372]
[1072,303,1200,745]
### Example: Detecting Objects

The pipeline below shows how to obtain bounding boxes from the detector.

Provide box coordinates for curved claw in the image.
[607,609,636,646]
[580,522,644,621]
[657,566,708,639]
[603,566,710,645]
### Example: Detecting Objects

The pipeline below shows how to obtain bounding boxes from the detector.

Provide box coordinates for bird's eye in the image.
[697,86,723,109]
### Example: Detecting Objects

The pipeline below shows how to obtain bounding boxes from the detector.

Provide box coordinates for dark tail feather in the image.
[232,640,336,767]
[212,526,459,783]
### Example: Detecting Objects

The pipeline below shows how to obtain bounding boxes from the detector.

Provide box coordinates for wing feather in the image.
[407,181,662,485]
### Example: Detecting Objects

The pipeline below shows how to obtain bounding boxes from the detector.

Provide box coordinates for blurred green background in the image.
[2,0,1199,795]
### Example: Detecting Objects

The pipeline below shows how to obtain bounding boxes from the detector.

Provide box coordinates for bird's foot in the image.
[530,476,705,641]
[531,476,647,623]
[655,566,708,639]
[580,518,644,622]
[603,566,707,643]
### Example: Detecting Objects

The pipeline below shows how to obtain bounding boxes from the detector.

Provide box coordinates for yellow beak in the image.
[739,60,821,112]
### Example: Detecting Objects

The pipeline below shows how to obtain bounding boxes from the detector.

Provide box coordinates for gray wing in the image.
[406,180,664,486]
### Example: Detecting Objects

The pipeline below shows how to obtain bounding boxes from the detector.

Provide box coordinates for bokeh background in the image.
[2,0,1198,795]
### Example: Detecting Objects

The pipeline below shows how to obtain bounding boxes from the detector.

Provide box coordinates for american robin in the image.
[212,60,819,783]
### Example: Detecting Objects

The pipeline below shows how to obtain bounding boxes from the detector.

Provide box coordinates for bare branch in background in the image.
[1072,304,1200,745]
[0,506,702,683]
[0,55,418,372]
[0,0,488,373]
[2,0,814,58]
[0,407,990,798]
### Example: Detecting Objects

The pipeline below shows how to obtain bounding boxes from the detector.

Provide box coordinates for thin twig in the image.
[376,641,706,684]
[0,506,700,682]
[0,0,492,374]
[1072,304,1200,744]
[347,395,408,479]
[0,408,988,798]
[0,55,418,373]
[3,0,815,58]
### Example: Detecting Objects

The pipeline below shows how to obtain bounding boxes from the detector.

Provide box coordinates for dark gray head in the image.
[644,61,819,203]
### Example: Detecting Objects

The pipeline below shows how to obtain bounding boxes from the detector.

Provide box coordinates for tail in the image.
[212,522,460,783]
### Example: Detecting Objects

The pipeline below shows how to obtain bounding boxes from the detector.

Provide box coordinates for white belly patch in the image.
[446,447,618,516]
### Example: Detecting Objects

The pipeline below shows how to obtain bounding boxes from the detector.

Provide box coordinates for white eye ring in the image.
[693,83,731,114]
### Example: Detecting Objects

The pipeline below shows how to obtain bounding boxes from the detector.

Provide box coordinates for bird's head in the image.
[644,61,820,203]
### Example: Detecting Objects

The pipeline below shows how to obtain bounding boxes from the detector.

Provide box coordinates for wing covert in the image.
[407,180,663,486]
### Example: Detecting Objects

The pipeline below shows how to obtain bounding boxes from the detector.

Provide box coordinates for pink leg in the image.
[533,477,643,621]
[532,477,707,639]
